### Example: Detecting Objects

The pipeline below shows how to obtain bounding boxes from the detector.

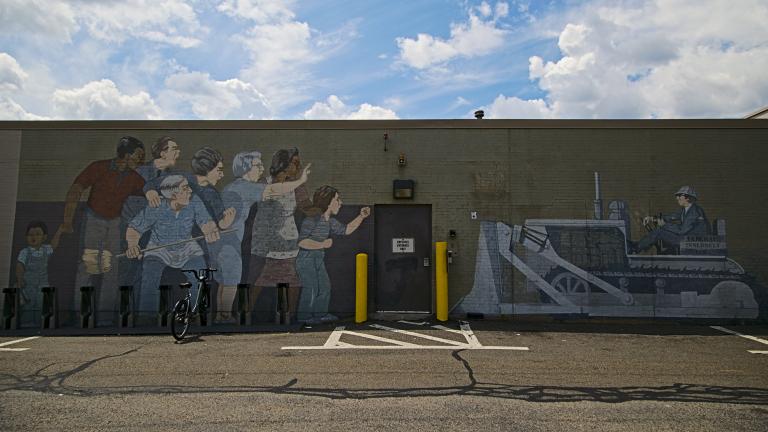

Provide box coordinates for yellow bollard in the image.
[436,242,448,321]
[355,253,368,323]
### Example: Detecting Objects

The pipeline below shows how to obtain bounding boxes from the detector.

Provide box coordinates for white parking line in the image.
[711,326,768,354]
[369,324,467,346]
[0,336,40,352]
[282,323,529,351]
[711,326,768,345]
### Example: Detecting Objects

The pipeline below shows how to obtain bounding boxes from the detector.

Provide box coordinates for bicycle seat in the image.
[179,282,192,289]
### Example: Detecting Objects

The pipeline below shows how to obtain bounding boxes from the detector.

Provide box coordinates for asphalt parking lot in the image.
[1,320,767,431]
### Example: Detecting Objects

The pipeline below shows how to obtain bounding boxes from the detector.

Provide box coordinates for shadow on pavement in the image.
[1,348,766,405]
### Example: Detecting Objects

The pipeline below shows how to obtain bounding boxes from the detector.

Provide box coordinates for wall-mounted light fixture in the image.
[398,152,406,167]
[393,179,414,199]
[383,132,389,152]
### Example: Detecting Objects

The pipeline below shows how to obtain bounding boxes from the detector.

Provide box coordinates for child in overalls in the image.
[16,221,62,326]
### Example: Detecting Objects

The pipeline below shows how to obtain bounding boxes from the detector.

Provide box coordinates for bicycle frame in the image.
[172,268,216,340]
[182,268,215,316]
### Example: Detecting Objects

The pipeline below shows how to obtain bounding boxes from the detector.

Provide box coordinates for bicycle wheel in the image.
[171,297,191,341]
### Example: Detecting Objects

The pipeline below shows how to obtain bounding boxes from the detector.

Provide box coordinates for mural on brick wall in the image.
[456,175,765,319]
[8,136,370,327]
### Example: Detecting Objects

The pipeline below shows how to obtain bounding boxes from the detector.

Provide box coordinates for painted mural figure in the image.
[15,221,63,324]
[631,185,709,254]
[138,136,181,205]
[60,136,146,318]
[125,175,220,312]
[121,136,183,287]
[296,186,370,324]
[220,151,311,320]
[185,147,237,322]
[247,148,311,320]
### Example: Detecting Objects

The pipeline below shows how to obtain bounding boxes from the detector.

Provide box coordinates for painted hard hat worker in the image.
[674,185,697,199]
[631,185,709,254]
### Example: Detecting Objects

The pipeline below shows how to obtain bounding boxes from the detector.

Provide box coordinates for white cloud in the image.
[496,2,510,19]
[0,0,204,48]
[0,0,78,41]
[447,96,472,113]
[396,3,509,70]
[0,96,49,120]
[52,79,163,120]
[303,95,398,120]
[485,95,553,118]
[76,0,206,48]
[161,71,272,119]
[0,53,28,91]
[477,2,493,18]
[518,0,768,118]
[643,46,768,118]
[217,0,296,24]
[228,2,360,111]
[237,20,315,78]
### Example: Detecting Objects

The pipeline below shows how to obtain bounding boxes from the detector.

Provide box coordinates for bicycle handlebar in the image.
[181,268,218,281]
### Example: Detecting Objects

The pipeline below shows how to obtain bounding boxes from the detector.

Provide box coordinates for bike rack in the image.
[236,283,252,326]
[119,285,134,328]
[275,282,290,326]
[200,286,210,327]
[80,286,95,328]
[157,285,170,327]
[41,286,58,329]
[2,288,19,330]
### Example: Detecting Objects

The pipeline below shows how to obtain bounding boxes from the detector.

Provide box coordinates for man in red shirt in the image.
[60,136,146,323]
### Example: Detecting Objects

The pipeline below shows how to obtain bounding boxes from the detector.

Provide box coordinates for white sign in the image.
[392,238,415,253]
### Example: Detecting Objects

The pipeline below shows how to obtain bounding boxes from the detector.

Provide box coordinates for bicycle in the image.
[171,268,216,341]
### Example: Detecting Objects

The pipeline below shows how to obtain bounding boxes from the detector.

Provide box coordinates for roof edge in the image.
[744,107,768,119]
[1,119,768,130]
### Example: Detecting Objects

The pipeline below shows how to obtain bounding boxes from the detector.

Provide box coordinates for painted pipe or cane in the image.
[436,242,448,322]
[355,253,368,323]
[115,229,237,258]
[82,229,238,276]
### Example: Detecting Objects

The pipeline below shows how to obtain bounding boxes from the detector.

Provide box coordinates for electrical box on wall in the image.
[393,179,414,199]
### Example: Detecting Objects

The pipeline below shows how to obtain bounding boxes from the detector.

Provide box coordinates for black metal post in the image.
[2,288,19,330]
[41,286,57,329]
[80,286,95,328]
[118,285,134,328]
[236,283,251,326]
[276,283,289,325]
[157,285,170,327]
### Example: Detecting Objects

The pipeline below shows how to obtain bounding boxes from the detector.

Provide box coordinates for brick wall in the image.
[2,121,767,322]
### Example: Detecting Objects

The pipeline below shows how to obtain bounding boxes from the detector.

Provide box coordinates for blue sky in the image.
[1,0,767,120]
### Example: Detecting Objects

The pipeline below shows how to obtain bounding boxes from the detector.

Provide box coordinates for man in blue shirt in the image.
[126,175,221,314]
[632,185,709,254]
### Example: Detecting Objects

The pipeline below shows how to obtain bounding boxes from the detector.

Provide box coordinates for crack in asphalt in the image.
[1,347,767,404]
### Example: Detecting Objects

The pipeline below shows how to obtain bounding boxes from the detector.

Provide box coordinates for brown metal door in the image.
[374,204,432,312]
